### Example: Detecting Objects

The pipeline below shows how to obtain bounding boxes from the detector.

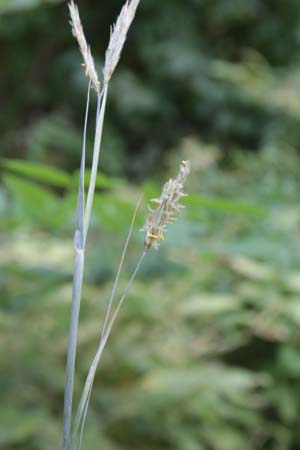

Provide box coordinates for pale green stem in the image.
[72,250,147,450]
[74,195,143,450]
[84,83,108,243]
[101,194,143,342]
[62,82,91,450]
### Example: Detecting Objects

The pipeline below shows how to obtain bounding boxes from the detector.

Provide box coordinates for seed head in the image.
[103,0,140,83]
[68,1,100,93]
[141,160,191,251]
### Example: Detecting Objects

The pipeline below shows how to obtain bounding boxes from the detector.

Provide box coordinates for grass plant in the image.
[62,2,141,449]
[62,2,191,450]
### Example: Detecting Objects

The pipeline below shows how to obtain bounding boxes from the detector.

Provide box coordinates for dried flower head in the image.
[142,160,191,251]
[103,0,140,83]
[68,1,100,93]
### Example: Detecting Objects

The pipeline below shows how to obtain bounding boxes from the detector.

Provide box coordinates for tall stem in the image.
[62,250,85,450]
[100,194,143,342]
[62,83,91,450]
[84,83,108,243]
[72,250,147,450]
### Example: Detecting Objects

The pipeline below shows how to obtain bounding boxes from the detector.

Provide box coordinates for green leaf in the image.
[1,159,70,188]
[178,293,241,317]
[0,0,62,14]
[224,255,275,281]
[93,193,138,233]
[71,169,123,190]
[0,407,45,446]
[3,174,58,225]
[185,194,267,216]
[141,181,160,202]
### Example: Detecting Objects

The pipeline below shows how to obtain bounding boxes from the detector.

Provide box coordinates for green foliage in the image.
[1,0,300,175]
[1,146,300,449]
[0,0,62,14]
[1,0,300,448]
[1,158,71,187]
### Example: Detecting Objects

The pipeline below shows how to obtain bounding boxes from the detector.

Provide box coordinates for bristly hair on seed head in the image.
[103,0,140,84]
[68,0,100,93]
[141,160,191,251]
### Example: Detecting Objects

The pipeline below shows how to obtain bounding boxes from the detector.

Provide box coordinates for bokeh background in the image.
[1,0,300,449]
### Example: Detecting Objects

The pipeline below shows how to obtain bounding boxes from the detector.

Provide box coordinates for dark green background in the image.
[1,1,300,449]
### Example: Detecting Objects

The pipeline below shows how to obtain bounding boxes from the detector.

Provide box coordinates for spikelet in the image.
[68,1,100,93]
[103,0,140,83]
[142,160,191,251]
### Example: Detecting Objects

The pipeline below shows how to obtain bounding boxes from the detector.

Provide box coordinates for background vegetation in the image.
[1,1,300,449]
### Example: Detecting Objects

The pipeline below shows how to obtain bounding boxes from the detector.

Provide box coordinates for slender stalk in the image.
[76,385,92,450]
[63,80,108,450]
[62,83,91,450]
[96,89,103,121]
[64,3,143,449]
[101,194,143,342]
[84,83,108,243]
[103,251,146,344]
[72,250,147,450]
[74,195,143,449]
[63,250,85,450]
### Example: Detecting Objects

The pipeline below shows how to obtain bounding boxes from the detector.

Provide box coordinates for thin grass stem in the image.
[101,194,143,342]
[74,195,143,449]
[72,232,146,450]
[73,251,146,450]
[62,82,91,450]
[84,83,108,243]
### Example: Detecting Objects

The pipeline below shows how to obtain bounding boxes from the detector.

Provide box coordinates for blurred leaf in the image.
[278,346,300,377]
[284,272,300,293]
[93,192,143,233]
[3,174,58,225]
[1,158,71,188]
[224,255,275,281]
[71,169,123,190]
[185,194,266,216]
[0,408,45,446]
[178,293,241,317]
[0,0,62,14]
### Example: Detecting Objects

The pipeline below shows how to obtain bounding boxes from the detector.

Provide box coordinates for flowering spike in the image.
[141,160,191,251]
[68,1,100,92]
[103,0,140,83]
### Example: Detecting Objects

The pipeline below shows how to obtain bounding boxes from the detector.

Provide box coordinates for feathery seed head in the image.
[68,1,100,93]
[142,160,191,251]
[103,0,140,83]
